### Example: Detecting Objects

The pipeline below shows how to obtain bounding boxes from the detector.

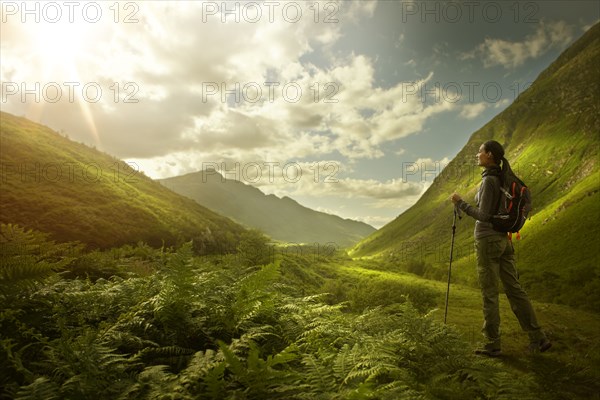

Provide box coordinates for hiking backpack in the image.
[491,170,531,237]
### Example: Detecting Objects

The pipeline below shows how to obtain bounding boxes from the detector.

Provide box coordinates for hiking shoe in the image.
[474,348,502,357]
[528,338,552,353]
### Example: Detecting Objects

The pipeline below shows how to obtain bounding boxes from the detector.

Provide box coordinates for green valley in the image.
[351,22,600,312]
[1,15,599,400]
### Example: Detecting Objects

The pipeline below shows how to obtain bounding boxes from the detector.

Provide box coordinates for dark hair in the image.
[483,140,511,182]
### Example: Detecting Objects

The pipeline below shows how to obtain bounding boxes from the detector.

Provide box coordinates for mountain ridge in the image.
[0,112,247,252]
[160,170,376,247]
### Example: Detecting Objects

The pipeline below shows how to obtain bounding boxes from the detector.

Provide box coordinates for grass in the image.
[0,112,247,251]
[311,256,600,399]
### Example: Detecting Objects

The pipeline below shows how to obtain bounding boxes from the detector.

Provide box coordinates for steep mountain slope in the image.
[350,23,600,310]
[160,171,376,247]
[0,112,246,251]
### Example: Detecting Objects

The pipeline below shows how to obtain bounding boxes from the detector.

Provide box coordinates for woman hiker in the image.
[449,140,551,356]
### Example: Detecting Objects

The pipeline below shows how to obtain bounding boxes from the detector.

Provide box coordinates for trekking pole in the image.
[444,205,461,324]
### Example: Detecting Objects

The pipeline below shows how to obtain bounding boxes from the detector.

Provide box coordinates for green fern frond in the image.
[202,362,227,400]
[228,324,276,355]
[267,343,299,368]
[301,353,337,394]
[131,345,195,371]
[135,345,195,358]
[177,349,227,399]
[14,377,61,400]
[121,364,186,400]
[217,340,246,378]
[332,343,361,385]
[0,224,80,299]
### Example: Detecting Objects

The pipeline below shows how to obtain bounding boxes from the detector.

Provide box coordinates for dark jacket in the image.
[457,166,505,239]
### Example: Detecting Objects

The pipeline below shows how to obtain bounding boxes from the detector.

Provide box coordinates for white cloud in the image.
[395,33,405,49]
[335,177,423,199]
[464,20,574,69]
[367,196,420,210]
[1,0,462,189]
[414,157,451,166]
[494,99,511,109]
[459,103,487,120]
[1,1,349,154]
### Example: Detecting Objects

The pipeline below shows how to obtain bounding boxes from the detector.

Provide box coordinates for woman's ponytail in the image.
[483,140,507,183]
[500,156,510,185]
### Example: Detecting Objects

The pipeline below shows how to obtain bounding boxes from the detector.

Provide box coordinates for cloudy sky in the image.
[1,1,598,228]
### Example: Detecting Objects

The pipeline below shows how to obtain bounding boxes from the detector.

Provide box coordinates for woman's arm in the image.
[454,177,498,222]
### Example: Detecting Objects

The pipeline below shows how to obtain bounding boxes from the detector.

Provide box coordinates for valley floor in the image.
[2,233,598,400]
[339,257,600,399]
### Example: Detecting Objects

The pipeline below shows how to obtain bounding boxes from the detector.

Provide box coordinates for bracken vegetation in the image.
[1,223,547,400]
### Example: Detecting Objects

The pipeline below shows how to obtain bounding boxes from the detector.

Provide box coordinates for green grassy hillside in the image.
[0,112,246,251]
[350,23,600,311]
[160,171,376,247]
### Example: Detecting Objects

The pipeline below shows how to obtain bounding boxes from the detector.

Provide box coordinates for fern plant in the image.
[0,224,81,301]
[1,238,546,400]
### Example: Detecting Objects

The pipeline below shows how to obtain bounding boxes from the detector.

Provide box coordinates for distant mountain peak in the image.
[160,174,375,247]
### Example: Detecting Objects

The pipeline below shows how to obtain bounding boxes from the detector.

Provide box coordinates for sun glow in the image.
[20,18,102,145]
[27,19,93,73]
